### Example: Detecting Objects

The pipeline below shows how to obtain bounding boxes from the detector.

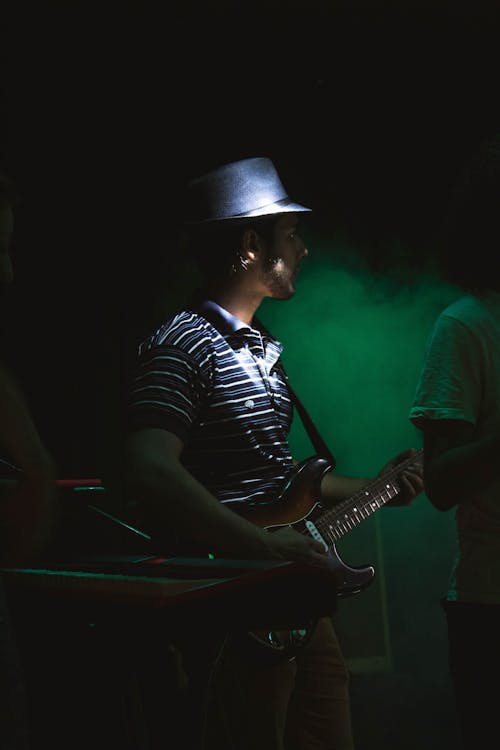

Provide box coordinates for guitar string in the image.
[306,454,419,545]
[293,450,423,547]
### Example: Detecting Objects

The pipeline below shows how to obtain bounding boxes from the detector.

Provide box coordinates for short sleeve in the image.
[127,344,208,441]
[409,314,482,429]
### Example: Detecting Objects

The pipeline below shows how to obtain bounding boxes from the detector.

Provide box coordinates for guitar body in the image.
[233,455,375,664]
[233,449,422,662]
[234,456,375,597]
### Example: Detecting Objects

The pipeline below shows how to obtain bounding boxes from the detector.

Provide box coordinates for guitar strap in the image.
[282,373,337,470]
[195,301,337,471]
[253,316,337,470]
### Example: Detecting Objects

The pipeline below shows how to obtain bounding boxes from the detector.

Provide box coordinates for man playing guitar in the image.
[124,157,423,750]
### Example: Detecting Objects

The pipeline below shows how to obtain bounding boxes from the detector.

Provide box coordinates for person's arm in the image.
[0,363,53,474]
[320,472,371,507]
[420,418,500,511]
[125,427,329,566]
[320,448,424,507]
[409,309,492,511]
[0,362,57,564]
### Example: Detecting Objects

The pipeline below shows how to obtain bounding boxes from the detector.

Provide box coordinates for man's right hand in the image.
[262,526,330,568]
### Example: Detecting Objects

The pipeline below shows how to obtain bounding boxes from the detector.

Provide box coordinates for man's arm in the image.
[420,418,500,511]
[320,473,371,507]
[0,363,53,473]
[125,427,329,566]
[0,362,56,564]
[320,448,424,508]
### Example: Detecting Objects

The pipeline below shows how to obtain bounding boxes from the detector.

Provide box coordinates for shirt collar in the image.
[195,299,283,361]
[197,299,249,334]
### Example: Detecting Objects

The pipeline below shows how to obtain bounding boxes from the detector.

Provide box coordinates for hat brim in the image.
[184,198,312,225]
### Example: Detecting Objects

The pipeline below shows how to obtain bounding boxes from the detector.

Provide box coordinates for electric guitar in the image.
[232,448,423,662]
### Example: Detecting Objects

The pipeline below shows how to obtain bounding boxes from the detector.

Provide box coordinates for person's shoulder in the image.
[440,293,499,325]
[140,309,219,353]
[428,294,500,350]
[438,294,481,324]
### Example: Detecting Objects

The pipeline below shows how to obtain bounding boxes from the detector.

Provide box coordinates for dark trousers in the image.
[442,599,500,750]
[204,616,354,750]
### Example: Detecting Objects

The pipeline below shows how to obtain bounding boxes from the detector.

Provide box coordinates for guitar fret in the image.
[327,526,341,542]
[315,451,422,543]
[329,526,342,542]
[352,506,367,521]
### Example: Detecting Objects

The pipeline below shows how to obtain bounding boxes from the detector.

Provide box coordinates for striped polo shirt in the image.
[127,300,295,506]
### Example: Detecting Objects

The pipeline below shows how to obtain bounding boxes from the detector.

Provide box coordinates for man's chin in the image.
[273,287,295,301]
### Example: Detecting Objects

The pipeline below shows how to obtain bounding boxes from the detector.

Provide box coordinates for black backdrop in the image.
[1,1,500,483]
[2,6,500,749]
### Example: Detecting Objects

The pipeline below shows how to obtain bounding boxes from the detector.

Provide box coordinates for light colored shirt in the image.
[410,292,500,604]
[127,300,295,507]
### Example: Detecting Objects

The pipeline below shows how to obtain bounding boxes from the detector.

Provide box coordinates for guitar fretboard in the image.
[316,450,423,542]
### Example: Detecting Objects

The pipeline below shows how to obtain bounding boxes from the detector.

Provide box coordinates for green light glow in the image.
[259,230,460,672]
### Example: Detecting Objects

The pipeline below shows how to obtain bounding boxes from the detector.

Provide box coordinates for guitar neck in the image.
[316,450,423,542]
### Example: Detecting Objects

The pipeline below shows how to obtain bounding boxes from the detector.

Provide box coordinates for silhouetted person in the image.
[0,172,57,749]
[410,134,500,749]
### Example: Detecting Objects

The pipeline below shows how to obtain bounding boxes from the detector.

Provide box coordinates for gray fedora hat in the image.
[184,157,311,225]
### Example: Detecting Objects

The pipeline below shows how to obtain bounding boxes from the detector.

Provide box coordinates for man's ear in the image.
[240,228,262,264]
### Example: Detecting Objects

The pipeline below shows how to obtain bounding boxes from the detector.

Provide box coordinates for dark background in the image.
[2,1,499,481]
[1,3,500,748]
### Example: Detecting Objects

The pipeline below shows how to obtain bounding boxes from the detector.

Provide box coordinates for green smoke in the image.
[259,228,460,675]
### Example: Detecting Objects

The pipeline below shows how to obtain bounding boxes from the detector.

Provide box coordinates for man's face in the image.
[260,213,309,300]
[0,204,14,284]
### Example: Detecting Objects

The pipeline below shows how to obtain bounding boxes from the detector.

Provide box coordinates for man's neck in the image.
[202,283,264,327]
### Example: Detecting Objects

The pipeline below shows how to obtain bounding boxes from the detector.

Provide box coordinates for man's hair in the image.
[439,134,500,292]
[184,214,278,279]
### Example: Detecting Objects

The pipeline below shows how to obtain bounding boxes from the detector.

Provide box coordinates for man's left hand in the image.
[377,448,424,506]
